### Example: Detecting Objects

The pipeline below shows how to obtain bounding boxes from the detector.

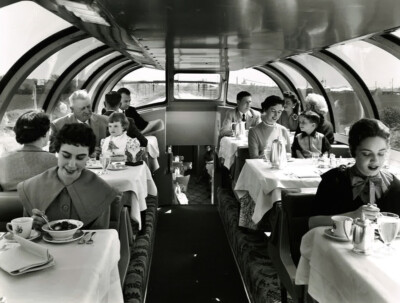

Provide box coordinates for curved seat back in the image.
[268,192,315,303]
[0,191,23,232]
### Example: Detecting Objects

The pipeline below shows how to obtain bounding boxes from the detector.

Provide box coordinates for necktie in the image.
[242,113,246,122]
[351,176,382,204]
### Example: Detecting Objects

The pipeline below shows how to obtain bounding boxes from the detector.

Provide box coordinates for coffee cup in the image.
[6,217,33,239]
[331,215,353,238]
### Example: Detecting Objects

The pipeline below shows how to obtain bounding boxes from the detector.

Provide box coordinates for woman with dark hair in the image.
[0,111,57,191]
[277,91,300,131]
[17,123,120,229]
[248,95,291,159]
[309,118,400,228]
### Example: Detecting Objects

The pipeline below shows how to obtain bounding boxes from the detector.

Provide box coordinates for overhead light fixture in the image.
[56,0,110,26]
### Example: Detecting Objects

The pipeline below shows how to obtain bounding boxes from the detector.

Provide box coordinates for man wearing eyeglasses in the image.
[220,91,261,137]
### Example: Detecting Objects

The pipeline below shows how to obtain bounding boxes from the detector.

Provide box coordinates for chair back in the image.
[268,192,315,303]
[0,192,24,232]
[330,144,351,158]
[232,147,250,185]
[118,207,133,286]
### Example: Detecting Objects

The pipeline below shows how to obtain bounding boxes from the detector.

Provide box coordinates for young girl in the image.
[101,112,141,162]
[309,118,400,228]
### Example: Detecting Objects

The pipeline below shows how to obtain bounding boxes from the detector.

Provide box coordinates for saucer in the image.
[42,230,84,244]
[324,228,350,242]
[4,230,41,242]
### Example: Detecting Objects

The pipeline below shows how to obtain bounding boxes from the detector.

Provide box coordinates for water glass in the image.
[263,146,271,163]
[100,155,111,175]
[311,152,319,165]
[378,215,400,251]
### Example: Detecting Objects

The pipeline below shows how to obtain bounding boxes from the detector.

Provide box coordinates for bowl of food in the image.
[42,219,83,240]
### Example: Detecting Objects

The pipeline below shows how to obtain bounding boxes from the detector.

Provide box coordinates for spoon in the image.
[40,215,53,230]
[86,232,96,244]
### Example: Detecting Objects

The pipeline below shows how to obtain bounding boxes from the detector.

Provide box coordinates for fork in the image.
[86,232,96,244]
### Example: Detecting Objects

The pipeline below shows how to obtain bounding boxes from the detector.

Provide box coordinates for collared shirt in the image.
[291,131,330,158]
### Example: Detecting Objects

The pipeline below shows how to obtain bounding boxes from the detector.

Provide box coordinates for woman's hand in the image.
[31,209,48,230]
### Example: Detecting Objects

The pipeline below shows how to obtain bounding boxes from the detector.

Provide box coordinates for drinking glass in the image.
[311,152,319,165]
[263,146,271,163]
[100,155,111,175]
[231,122,237,137]
[378,215,400,252]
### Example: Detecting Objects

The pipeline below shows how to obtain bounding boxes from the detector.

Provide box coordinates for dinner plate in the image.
[107,165,127,171]
[4,230,41,242]
[42,230,84,244]
[324,228,350,242]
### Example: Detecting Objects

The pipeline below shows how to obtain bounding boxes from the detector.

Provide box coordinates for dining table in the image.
[0,229,123,303]
[295,226,400,303]
[90,162,157,230]
[234,158,325,228]
[218,136,248,170]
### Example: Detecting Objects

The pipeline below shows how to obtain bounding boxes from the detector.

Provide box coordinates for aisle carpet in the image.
[146,205,249,303]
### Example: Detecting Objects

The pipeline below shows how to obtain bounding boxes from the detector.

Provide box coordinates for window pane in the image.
[328,41,400,149]
[113,67,166,107]
[90,61,132,114]
[292,54,365,135]
[2,38,103,125]
[0,1,70,78]
[174,73,220,100]
[391,28,400,39]
[228,68,282,109]
[270,62,313,100]
[52,52,121,118]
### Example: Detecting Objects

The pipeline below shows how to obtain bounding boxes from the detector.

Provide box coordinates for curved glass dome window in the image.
[0,1,70,78]
[227,68,282,109]
[292,54,365,135]
[53,52,121,119]
[90,60,132,113]
[174,73,220,100]
[328,41,400,149]
[4,37,103,124]
[113,67,166,108]
[270,62,313,100]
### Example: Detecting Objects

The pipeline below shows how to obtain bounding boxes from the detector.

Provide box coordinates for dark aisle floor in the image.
[146,205,248,303]
[186,174,212,205]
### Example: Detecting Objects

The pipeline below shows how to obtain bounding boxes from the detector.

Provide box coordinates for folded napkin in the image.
[0,235,54,275]
[289,168,320,179]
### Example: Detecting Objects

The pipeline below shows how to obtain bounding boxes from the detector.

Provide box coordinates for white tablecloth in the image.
[0,229,123,303]
[145,135,160,172]
[94,163,157,230]
[218,136,248,169]
[234,159,321,224]
[296,227,400,303]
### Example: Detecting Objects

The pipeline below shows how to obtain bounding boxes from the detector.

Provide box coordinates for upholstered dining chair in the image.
[0,191,23,232]
[268,192,315,303]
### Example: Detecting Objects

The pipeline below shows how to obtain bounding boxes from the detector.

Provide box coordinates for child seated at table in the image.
[291,110,330,158]
[309,118,400,228]
[101,112,142,162]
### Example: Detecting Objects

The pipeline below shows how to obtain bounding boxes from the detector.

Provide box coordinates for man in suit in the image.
[103,91,148,147]
[219,91,261,137]
[49,90,108,156]
[117,87,149,131]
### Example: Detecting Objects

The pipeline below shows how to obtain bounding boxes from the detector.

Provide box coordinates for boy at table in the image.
[248,95,291,159]
[17,124,120,229]
[309,118,400,228]
[291,110,330,158]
